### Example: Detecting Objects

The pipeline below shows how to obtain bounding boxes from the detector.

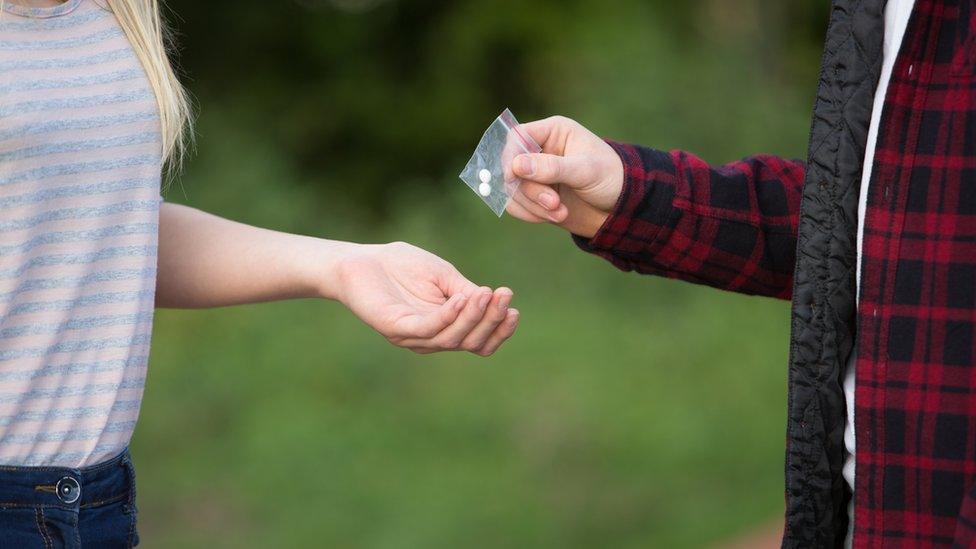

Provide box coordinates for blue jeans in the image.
[0,449,139,548]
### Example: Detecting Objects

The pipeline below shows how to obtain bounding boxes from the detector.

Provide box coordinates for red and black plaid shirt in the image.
[577,0,976,545]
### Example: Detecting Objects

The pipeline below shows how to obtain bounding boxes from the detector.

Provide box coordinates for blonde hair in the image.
[106,0,192,171]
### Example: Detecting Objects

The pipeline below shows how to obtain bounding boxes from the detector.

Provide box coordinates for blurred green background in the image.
[137,0,829,546]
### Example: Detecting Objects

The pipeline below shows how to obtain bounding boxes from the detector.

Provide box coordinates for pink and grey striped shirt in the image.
[0,0,161,467]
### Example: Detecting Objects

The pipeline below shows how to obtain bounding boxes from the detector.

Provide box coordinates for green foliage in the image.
[138,0,828,546]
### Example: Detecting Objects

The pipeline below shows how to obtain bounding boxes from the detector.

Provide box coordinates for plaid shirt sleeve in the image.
[573,142,806,300]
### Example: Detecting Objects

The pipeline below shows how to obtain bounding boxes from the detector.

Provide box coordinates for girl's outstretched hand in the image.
[333,242,518,356]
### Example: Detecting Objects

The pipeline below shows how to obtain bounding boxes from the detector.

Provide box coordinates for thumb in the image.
[513,153,596,189]
[395,293,466,339]
[438,265,479,297]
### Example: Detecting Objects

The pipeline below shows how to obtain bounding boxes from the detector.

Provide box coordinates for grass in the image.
[134,182,792,548]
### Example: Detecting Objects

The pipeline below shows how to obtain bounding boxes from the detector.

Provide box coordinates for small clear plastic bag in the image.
[459,108,542,216]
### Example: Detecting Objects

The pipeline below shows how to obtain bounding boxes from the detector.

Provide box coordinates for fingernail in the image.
[497,293,512,311]
[516,155,535,176]
[478,292,491,310]
[454,295,467,310]
[537,192,557,210]
[509,309,520,322]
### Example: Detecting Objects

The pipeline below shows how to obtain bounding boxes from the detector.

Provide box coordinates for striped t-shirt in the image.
[0,0,161,467]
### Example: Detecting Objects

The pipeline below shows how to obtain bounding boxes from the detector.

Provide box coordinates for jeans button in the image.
[56,476,81,504]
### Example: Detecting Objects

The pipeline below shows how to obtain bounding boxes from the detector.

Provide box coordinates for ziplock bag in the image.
[459,108,542,216]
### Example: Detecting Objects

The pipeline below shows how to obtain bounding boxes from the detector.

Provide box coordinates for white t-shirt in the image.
[845,0,916,545]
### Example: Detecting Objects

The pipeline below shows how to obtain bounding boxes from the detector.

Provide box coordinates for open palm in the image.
[337,242,518,355]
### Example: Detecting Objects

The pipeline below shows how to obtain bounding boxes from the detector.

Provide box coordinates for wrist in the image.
[309,239,364,302]
[572,146,624,238]
[572,208,611,240]
[557,186,614,239]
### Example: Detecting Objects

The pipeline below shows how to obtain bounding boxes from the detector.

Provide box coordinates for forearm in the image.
[578,144,806,299]
[156,202,351,308]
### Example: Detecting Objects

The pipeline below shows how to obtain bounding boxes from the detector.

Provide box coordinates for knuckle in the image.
[387,241,416,254]
[521,182,547,201]
[438,307,457,322]
[393,330,415,342]
[540,156,561,179]
[458,308,484,322]
[439,337,462,350]
[483,313,504,327]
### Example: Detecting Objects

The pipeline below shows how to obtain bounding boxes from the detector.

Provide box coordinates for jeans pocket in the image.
[77,500,137,549]
[124,503,139,548]
[121,456,139,548]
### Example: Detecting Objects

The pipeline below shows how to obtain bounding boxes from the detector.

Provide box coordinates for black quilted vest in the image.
[783,1,887,547]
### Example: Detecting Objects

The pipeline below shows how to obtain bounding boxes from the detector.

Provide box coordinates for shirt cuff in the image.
[572,141,676,258]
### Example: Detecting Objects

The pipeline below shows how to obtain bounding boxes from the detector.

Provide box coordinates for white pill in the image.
[478,182,492,196]
[478,168,492,184]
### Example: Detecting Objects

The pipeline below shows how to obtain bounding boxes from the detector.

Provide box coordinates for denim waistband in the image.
[0,449,134,509]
